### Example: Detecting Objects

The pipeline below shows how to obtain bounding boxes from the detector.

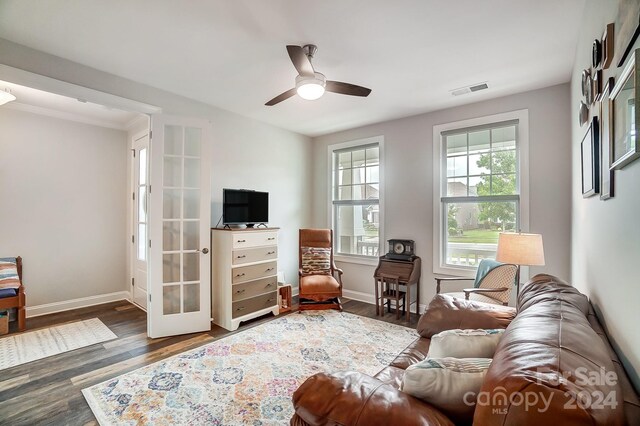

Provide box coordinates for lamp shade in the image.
[496,232,545,266]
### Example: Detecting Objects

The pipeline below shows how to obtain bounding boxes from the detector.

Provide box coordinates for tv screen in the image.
[223,189,269,225]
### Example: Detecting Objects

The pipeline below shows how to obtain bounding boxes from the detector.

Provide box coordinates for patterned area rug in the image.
[0,318,117,370]
[83,310,418,425]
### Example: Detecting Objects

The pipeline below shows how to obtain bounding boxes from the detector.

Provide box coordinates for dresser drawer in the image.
[232,232,278,249]
[232,291,278,319]
[231,261,277,284]
[232,276,277,301]
[232,246,277,265]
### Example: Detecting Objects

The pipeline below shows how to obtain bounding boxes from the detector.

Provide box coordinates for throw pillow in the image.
[0,258,20,289]
[301,247,331,275]
[416,294,516,338]
[428,329,505,359]
[401,357,492,423]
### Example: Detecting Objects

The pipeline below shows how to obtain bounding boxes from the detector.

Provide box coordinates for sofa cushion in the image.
[473,274,625,425]
[374,365,405,389]
[292,371,455,426]
[401,357,492,424]
[389,337,431,370]
[300,247,331,275]
[417,294,516,338]
[428,329,504,359]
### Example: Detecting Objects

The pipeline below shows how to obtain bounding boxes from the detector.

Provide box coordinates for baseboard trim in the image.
[26,291,131,318]
[343,289,427,314]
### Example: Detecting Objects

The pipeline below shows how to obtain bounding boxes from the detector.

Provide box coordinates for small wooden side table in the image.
[373,256,421,321]
[278,284,293,313]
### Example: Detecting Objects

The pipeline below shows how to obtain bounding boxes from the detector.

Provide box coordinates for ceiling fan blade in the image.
[286,45,314,77]
[326,81,372,97]
[265,88,297,106]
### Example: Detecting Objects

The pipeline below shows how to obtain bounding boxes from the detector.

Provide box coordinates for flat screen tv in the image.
[223,189,269,226]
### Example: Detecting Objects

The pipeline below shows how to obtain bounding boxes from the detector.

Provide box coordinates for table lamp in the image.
[495,232,545,297]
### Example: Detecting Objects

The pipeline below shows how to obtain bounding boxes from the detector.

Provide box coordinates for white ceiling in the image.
[0,79,142,130]
[0,0,585,137]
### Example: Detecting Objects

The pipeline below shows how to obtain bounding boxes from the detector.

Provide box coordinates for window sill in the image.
[433,264,477,278]
[334,255,379,267]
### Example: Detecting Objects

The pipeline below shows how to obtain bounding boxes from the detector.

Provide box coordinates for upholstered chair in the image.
[298,229,343,311]
[435,259,517,306]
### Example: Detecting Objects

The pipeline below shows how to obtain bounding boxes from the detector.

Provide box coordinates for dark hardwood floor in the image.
[0,298,419,425]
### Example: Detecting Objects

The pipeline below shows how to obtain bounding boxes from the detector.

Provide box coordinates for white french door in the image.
[148,115,212,338]
[133,134,149,309]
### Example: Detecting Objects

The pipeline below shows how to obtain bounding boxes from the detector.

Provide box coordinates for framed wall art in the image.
[610,48,640,170]
[615,0,640,67]
[600,78,615,200]
[602,23,614,70]
[581,117,600,198]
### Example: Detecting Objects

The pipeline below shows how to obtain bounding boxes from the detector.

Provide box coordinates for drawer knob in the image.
[266,283,273,288]
[237,239,246,243]
[267,298,275,302]
[266,251,275,255]
[266,268,274,272]
[235,273,245,278]
[236,289,246,294]
[236,307,245,311]
[237,255,246,259]
[267,237,275,241]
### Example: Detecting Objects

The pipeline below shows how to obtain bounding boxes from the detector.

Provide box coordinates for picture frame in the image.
[610,48,640,170]
[602,23,614,70]
[600,78,615,200]
[581,117,600,198]
[593,69,602,100]
[615,0,640,67]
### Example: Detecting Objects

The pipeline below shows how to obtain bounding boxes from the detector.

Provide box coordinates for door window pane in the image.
[164,125,183,155]
[139,148,147,185]
[184,127,202,156]
[183,189,200,219]
[184,158,200,188]
[163,253,181,283]
[163,157,182,187]
[163,220,181,251]
[163,285,181,314]
[163,189,181,219]
[183,252,199,282]
[138,186,147,221]
[183,221,199,251]
[183,284,200,313]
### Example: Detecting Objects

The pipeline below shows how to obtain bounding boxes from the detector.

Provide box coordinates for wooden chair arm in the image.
[298,268,304,277]
[435,277,474,294]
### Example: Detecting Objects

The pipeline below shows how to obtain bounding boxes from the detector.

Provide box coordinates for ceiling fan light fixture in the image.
[0,88,16,106]
[295,73,326,100]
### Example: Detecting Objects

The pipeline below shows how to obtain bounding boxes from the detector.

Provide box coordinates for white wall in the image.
[0,38,313,307]
[570,0,640,390]
[0,107,128,306]
[312,84,571,308]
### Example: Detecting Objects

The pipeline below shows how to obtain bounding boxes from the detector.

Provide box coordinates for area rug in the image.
[82,310,418,425]
[0,318,117,370]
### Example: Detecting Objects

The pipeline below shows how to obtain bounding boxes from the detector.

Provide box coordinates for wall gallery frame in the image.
[600,78,615,200]
[610,48,640,170]
[581,117,600,198]
[615,0,640,67]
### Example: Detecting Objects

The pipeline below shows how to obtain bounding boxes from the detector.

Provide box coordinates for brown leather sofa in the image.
[291,274,640,425]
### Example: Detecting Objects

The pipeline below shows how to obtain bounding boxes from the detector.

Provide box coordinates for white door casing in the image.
[148,115,212,338]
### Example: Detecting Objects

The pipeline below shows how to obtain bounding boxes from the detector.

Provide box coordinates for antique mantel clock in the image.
[386,239,415,261]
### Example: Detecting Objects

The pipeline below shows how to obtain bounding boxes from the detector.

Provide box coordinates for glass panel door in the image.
[148,115,211,338]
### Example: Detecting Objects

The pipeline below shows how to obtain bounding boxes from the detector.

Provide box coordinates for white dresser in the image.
[211,227,279,330]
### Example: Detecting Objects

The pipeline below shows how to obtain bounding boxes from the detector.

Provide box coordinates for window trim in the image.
[328,136,384,265]
[432,110,529,277]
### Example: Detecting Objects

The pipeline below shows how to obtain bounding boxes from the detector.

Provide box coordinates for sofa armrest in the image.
[292,372,454,426]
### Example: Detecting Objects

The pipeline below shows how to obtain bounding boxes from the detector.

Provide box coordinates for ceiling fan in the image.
[265,44,372,106]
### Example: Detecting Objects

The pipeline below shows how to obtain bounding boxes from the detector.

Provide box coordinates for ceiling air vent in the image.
[451,82,489,96]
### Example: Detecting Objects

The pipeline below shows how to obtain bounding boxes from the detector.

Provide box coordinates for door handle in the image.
[197,248,209,254]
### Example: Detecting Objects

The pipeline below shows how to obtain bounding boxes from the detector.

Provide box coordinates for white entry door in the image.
[133,133,149,309]
[148,115,212,338]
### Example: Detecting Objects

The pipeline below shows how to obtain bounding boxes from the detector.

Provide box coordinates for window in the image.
[330,137,383,260]
[433,111,529,275]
